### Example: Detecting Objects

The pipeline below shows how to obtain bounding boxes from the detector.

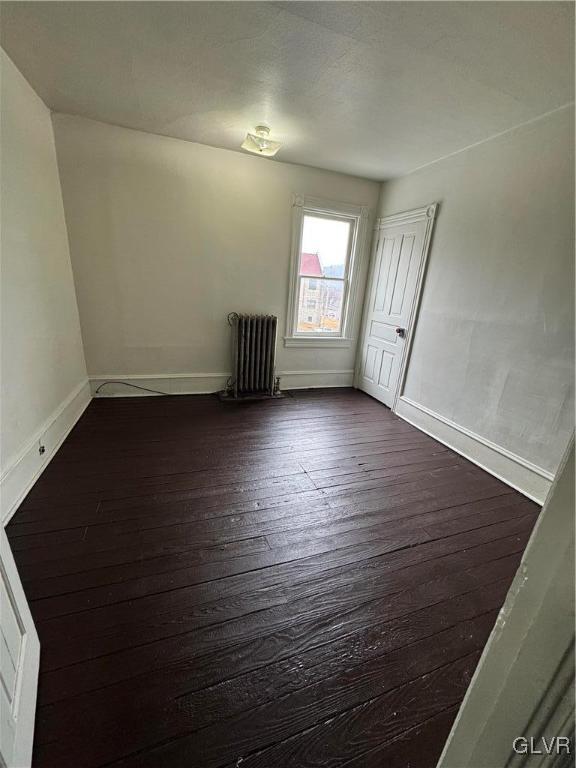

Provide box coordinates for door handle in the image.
[395,327,406,339]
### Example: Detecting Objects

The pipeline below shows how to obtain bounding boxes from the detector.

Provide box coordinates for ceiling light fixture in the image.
[241,125,281,157]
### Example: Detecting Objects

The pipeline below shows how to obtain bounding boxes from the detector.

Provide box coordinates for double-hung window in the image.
[285,195,368,347]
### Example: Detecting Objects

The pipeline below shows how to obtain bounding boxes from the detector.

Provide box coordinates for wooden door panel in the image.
[357,206,437,409]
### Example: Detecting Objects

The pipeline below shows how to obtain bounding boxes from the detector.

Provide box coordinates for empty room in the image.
[0,2,574,767]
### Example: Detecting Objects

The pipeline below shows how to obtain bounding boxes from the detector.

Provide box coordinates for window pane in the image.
[297,278,344,333]
[299,215,351,278]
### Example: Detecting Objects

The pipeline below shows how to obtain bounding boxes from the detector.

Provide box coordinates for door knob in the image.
[395,327,406,338]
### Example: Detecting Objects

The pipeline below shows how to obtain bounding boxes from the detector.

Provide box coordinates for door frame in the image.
[354,203,438,411]
[1,527,40,768]
[436,436,574,768]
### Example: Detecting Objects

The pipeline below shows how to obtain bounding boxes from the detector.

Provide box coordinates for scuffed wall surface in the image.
[379,107,574,474]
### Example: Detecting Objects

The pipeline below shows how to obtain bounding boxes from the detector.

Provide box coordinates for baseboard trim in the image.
[89,373,230,397]
[89,370,355,396]
[1,379,92,525]
[278,370,355,389]
[395,396,554,505]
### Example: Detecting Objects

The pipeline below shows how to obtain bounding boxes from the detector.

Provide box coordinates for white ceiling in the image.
[1,2,573,180]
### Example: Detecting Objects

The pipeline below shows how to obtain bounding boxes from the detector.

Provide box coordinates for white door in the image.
[1,528,39,768]
[357,204,437,408]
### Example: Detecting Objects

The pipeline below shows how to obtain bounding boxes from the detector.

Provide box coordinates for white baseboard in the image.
[278,369,355,389]
[395,396,554,505]
[1,380,92,525]
[89,373,230,397]
[89,369,355,397]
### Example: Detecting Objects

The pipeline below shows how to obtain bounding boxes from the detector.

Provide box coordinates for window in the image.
[285,195,368,347]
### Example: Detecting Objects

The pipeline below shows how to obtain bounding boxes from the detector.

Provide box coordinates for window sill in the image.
[283,336,352,348]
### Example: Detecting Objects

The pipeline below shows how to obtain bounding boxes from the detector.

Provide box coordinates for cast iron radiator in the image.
[226,313,279,398]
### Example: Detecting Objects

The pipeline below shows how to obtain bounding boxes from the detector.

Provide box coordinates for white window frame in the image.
[284,194,370,348]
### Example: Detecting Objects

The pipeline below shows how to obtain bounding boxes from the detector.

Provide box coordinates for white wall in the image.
[379,107,574,490]
[0,51,89,522]
[51,114,379,394]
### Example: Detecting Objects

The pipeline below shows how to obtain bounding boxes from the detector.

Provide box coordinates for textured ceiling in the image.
[1,1,573,179]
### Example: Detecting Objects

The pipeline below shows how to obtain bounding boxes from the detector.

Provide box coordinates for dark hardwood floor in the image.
[6,388,540,768]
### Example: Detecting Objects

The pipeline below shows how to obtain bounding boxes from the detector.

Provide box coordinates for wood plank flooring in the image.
[6,388,540,768]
